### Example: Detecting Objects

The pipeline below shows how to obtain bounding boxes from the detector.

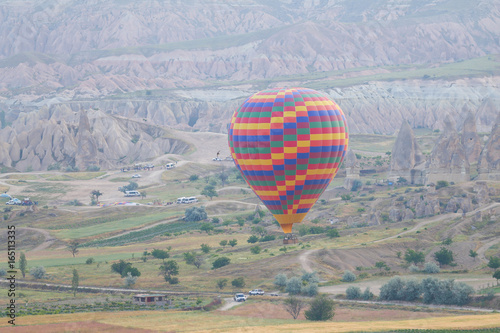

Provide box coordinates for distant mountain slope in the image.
[0,0,499,171]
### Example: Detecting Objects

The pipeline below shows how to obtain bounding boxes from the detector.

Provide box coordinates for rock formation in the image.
[0,109,190,172]
[460,111,482,164]
[426,115,470,184]
[343,149,360,190]
[478,114,500,180]
[388,121,426,185]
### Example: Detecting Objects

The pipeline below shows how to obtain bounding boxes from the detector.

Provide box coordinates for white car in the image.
[233,293,246,302]
[6,198,21,205]
[249,289,264,296]
[132,174,141,178]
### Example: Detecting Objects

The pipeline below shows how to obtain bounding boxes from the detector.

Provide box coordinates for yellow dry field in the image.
[3,311,500,333]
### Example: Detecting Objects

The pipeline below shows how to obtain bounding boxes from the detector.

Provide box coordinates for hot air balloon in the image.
[228,87,348,234]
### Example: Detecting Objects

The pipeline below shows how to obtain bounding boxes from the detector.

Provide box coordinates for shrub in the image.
[259,235,276,242]
[250,246,261,254]
[286,277,303,295]
[185,206,207,222]
[301,283,318,296]
[0,268,7,277]
[346,286,362,299]
[212,257,230,269]
[409,264,420,273]
[379,277,420,301]
[274,274,288,288]
[362,287,374,300]
[302,272,320,284]
[424,262,440,274]
[304,295,335,321]
[189,175,199,181]
[86,258,95,265]
[124,272,137,288]
[231,277,245,288]
[247,235,259,243]
[435,180,449,189]
[341,270,356,282]
[434,247,454,267]
[30,266,47,279]
[327,229,340,238]
[421,277,474,305]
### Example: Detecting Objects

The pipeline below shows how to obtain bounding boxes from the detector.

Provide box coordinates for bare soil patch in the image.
[217,301,460,322]
[1,321,158,333]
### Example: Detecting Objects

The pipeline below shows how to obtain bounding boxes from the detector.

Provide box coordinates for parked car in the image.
[234,293,247,302]
[125,191,141,197]
[212,157,222,161]
[132,174,141,178]
[249,289,264,296]
[6,198,21,205]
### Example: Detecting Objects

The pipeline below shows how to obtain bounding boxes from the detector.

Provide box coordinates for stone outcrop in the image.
[460,111,482,164]
[478,114,500,180]
[388,121,426,184]
[343,149,360,190]
[0,109,190,171]
[426,115,470,184]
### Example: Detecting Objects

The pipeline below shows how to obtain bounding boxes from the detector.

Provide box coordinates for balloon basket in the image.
[283,234,298,245]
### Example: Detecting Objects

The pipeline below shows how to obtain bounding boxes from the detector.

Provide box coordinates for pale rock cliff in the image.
[426,115,470,184]
[478,114,500,180]
[388,120,425,185]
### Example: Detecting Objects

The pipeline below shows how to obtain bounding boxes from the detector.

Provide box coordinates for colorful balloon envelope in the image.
[228,88,349,233]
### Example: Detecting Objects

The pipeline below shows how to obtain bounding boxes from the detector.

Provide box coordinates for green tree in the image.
[434,247,454,267]
[219,240,228,247]
[327,229,340,238]
[30,266,46,279]
[247,235,259,243]
[201,185,218,200]
[493,270,500,285]
[67,240,80,257]
[200,243,211,253]
[469,249,478,260]
[183,252,196,265]
[200,223,214,233]
[436,180,449,189]
[19,252,27,278]
[212,257,230,269]
[274,274,287,288]
[304,294,335,321]
[160,260,179,284]
[90,190,103,205]
[151,249,170,262]
[140,191,147,199]
[72,269,79,297]
[111,260,138,277]
[216,278,228,290]
[404,249,425,265]
[189,174,199,181]
[488,256,500,270]
[250,246,261,254]
[251,226,267,237]
[346,286,362,299]
[375,261,387,271]
[283,296,306,320]
[185,206,208,222]
[231,277,245,288]
[228,239,238,247]
[341,270,356,282]
[285,277,302,295]
[351,179,362,191]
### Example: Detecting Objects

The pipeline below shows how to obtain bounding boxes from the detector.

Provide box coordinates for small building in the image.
[133,294,170,306]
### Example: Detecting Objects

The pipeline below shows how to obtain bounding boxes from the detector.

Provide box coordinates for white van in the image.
[125,191,141,197]
[165,163,175,169]
[184,197,198,204]
[176,197,186,204]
